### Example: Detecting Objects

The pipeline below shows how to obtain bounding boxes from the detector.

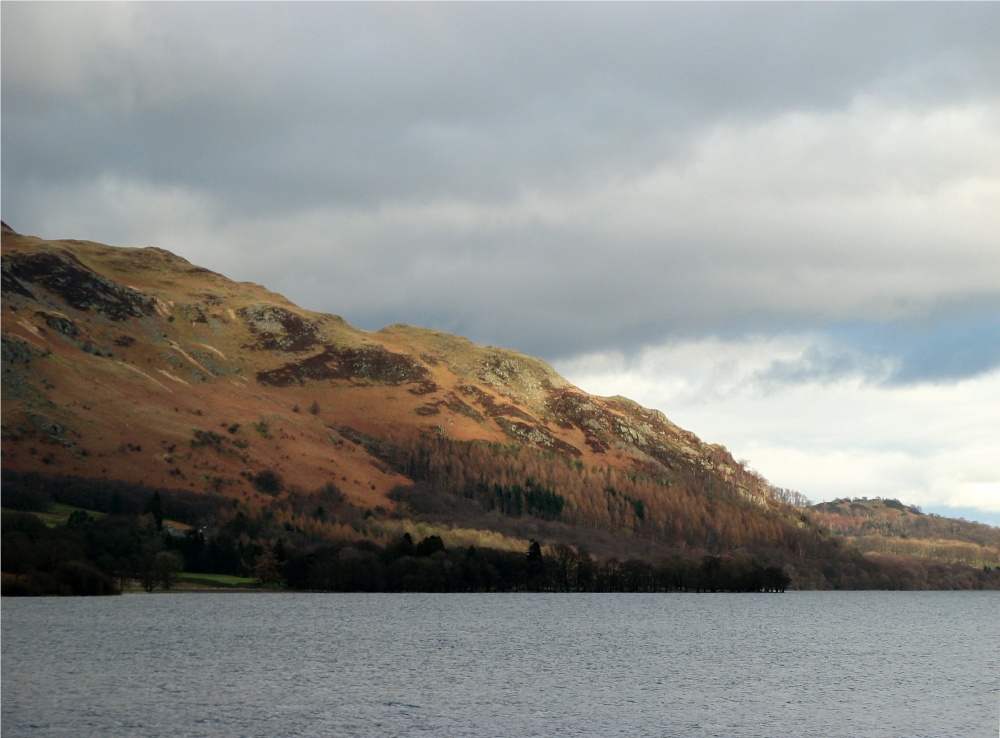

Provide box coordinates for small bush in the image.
[252,470,284,496]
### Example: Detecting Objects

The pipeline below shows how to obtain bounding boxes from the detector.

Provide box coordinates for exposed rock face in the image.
[256,344,431,387]
[240,304,321,353]
[4,250,156,320]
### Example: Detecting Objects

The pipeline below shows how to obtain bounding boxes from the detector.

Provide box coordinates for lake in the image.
[2,592,997,737]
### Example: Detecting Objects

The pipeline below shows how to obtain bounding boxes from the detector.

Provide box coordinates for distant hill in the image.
[809,497,1000,569]
[3,222,998,592]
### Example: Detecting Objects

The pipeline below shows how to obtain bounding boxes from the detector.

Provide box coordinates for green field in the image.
[2,504,195,532]
[172,572,260,588]
[17,503,105,527]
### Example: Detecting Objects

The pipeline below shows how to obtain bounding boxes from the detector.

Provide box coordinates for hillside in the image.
[2,223,724,508]
[3,223,998,593]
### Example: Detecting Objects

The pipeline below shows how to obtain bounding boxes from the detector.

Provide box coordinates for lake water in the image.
[2,592,998,738]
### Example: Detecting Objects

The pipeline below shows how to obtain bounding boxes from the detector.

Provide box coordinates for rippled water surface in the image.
[2,592,998,737]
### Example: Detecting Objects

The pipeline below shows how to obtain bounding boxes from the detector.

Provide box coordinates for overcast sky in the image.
[3,2,999,524]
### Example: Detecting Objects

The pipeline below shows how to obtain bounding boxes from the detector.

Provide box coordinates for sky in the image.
[3,2,999,525]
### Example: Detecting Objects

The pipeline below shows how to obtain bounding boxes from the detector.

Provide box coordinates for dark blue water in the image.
[2,592,998,737]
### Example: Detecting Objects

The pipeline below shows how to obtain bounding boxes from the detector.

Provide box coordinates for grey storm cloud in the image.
[3,1,1000,376]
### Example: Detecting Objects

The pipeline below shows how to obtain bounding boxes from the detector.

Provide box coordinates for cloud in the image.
[555,340,1000,520]
[6,3,999,210]
[5,3,997,375]
[9,91,998,365]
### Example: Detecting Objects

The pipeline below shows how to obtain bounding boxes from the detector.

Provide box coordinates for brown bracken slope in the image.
[1,223,763,508]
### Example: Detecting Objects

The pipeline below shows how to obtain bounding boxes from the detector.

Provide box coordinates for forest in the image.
[4,468,1000,596]
[0,495,790,595]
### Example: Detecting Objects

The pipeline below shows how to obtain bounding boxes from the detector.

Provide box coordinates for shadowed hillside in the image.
[3,223,998,592]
